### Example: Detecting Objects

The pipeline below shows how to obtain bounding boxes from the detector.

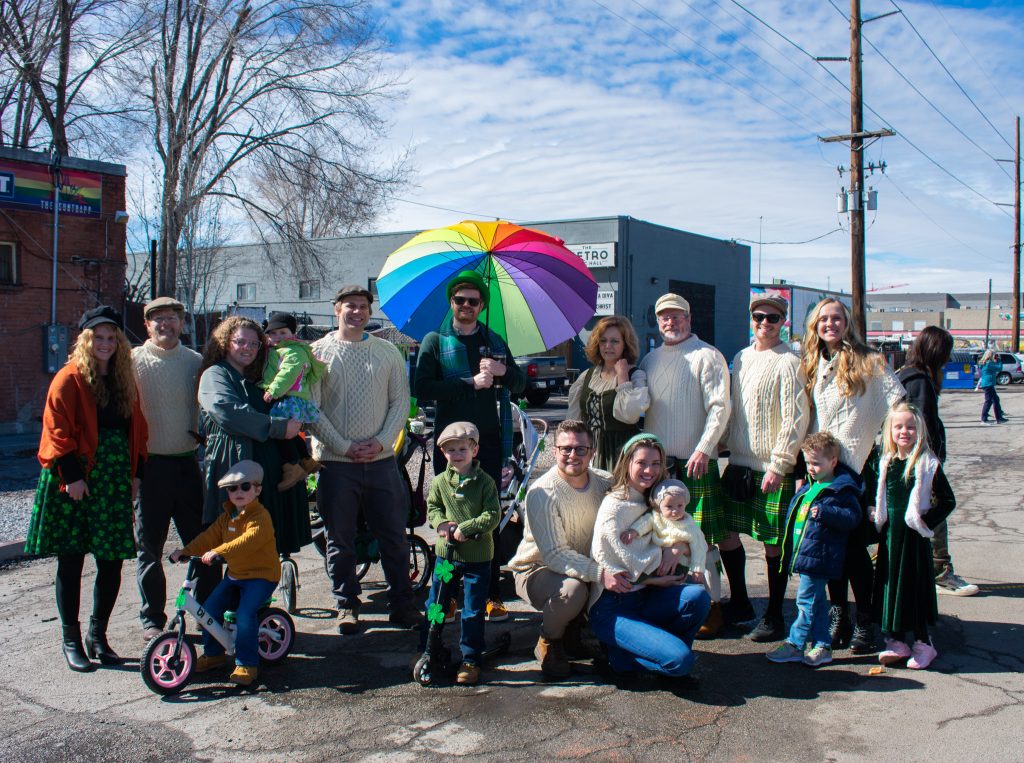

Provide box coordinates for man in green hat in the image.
[415,270,526,622]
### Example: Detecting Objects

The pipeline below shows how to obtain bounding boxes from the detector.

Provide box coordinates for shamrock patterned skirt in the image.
[25,428,136,560]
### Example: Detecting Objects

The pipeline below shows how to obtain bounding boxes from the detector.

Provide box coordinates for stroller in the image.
[495,404,548,562]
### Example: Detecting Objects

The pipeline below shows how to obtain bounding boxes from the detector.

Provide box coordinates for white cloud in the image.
[370,0,1023,293]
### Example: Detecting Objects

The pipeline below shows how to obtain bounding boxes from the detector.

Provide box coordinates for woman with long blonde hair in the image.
[588,434,711,682]
[198,316,308,553]
[567,315,649,471]
[801,297,904,654]
[27,306,148,672]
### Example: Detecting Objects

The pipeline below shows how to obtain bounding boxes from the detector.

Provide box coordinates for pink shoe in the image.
[907,640,938,670]
[878,638,911,665]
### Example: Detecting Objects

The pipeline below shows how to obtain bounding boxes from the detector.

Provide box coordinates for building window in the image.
[236,283,256,301]
[299,280,320,300]
[0,242,15,284]
[913,320,926,331]
[869,320,882,331]
[891,320,904,331]
[367,277,378,298]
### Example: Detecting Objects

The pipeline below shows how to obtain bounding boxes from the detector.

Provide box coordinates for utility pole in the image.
[1014,116,1020,352]
[819,0,895,339]
[985,278,992,348]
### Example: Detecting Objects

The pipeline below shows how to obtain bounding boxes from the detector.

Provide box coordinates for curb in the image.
[0,540,29,561]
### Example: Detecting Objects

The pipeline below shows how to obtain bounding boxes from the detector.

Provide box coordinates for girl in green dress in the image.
[869,402,956,670]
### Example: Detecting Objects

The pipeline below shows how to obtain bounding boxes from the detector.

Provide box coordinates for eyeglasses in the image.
[751,312,783,325]
[452,295,482,307]
[657,313,688,323]
[230,338,262,350]
[226,482,255,493]
[556,445,592,456]
[149,315,180,324]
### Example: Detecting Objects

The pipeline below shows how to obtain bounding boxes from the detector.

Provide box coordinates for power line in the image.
[888,0,1013,152]
[391,196,506,221]
[735,228,844,245]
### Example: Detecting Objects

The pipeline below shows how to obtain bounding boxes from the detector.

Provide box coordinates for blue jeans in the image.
[787,574,831,650]
[201,575,277,667]
[589,584,711,677]
[981,385,1005,422]
[418,559,490,663]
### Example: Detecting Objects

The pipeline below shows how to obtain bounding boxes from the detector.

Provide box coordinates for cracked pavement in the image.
[1,389,1021,761]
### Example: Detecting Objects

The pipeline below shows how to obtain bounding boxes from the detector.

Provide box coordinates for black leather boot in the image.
[62,624,96,672]
[849,610,877,654]
[84,617,123,665]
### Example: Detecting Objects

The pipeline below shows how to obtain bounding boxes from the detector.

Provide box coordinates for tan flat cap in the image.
[654,293,690,314]
[437,421,480,447]
[749,294,789,316]
[217,459,265,487]
[144,296,185,318]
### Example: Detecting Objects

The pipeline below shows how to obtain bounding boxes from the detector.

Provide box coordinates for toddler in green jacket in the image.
[418,421,500,685]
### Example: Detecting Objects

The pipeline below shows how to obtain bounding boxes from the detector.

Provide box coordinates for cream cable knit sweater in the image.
[308,333,409,463]
[508,465,611,583]
[132,340,201,455]
[589,487,664,608]
[639,334,731,459]
[811,354,905,472]
[724,344,809,475]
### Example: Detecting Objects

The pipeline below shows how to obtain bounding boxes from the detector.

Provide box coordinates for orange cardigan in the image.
[38,362,149,486]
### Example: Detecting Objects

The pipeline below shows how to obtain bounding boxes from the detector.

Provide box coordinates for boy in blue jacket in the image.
[767,432,863,667]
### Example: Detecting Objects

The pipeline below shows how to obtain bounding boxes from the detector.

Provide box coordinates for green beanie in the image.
[447,270,489,306]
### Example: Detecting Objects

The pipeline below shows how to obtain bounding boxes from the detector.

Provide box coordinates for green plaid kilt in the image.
[723,469,796,545]
[672,458,728,546]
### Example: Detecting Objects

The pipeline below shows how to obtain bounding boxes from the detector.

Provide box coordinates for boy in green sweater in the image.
[419,421,500,685]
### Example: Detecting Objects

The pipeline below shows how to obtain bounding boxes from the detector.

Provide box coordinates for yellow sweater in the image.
[181,499,280,583]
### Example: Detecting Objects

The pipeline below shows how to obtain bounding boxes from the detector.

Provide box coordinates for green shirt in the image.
[426,461,500,563]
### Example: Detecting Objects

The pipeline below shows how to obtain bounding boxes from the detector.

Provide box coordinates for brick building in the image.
[0,147,128,433]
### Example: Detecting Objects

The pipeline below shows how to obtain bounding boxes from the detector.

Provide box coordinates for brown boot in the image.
[535,635,572,679]
[300,457,322,474]
[696,601,724,640]
[277,462,307,491]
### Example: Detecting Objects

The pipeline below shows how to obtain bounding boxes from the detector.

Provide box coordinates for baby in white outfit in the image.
[621,479,708,580]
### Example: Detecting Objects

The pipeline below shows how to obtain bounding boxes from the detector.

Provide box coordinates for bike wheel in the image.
[141,632,196,696]
[279,559,298,614]
[258,608,295,664]
[408,534,434,592]
[355,561,371,581]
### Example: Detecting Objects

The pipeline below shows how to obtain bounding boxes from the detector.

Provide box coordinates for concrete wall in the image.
[0,148,128,431]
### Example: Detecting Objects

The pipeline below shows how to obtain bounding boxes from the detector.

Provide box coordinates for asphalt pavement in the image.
[0,389,1021,761]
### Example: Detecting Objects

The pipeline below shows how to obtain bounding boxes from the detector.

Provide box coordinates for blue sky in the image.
[366,0,1024,294]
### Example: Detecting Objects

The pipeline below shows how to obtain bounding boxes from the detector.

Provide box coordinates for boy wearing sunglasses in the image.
[171,460,280,686]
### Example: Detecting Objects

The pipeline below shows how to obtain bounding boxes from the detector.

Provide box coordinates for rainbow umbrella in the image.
[376,220,598,356]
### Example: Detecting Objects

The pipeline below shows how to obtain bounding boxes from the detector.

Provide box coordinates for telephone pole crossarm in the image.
[819,129,895,144]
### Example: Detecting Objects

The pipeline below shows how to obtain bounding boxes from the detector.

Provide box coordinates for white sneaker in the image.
[936,570,980,597]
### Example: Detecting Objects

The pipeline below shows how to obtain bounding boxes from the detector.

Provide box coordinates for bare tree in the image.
[177,194,232,348]
[143,0,405,297]
[0,0,152,153]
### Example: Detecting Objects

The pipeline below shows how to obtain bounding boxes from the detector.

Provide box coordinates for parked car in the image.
[515,355,568,406]
[971,351,1024,385]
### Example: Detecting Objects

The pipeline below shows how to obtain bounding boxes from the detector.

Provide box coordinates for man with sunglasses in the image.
[310,284,421,633]
[416,270,526,622]
[509,420,626,678]
[720,294,809,643]
[639,292,731,637]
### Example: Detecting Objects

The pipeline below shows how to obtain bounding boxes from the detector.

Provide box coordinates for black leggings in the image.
[56,553,122,627]
[827,535,874,611]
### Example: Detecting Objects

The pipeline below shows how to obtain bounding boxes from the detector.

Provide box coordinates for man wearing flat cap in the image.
[132,296,215,640]
[639,292,731,637]
[719,294,808,643]
[309,284,421,633]
[415,270,526,622]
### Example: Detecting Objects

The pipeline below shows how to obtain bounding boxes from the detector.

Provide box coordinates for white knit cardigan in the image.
[872,450,940,539]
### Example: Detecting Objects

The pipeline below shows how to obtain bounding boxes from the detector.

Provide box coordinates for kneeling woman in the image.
[589,434,711,680]
[27,306,148,672]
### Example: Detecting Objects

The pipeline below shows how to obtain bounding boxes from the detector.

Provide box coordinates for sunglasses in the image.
[556,445,592,456]
[452,295,482,307]
[751,312,783,325]
[226,482,255,493]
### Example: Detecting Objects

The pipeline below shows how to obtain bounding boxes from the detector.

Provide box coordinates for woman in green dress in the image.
[567,316,649,472]
[198,317,310,554]
[869,402,956,670]
[27,306,149,672]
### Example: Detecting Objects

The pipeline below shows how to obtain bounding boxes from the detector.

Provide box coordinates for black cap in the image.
[264,311,297,333]
[333,284,373,304]
[78,305,122,331]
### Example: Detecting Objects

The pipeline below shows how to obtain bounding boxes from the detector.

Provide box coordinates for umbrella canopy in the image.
[376,220,598,356]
